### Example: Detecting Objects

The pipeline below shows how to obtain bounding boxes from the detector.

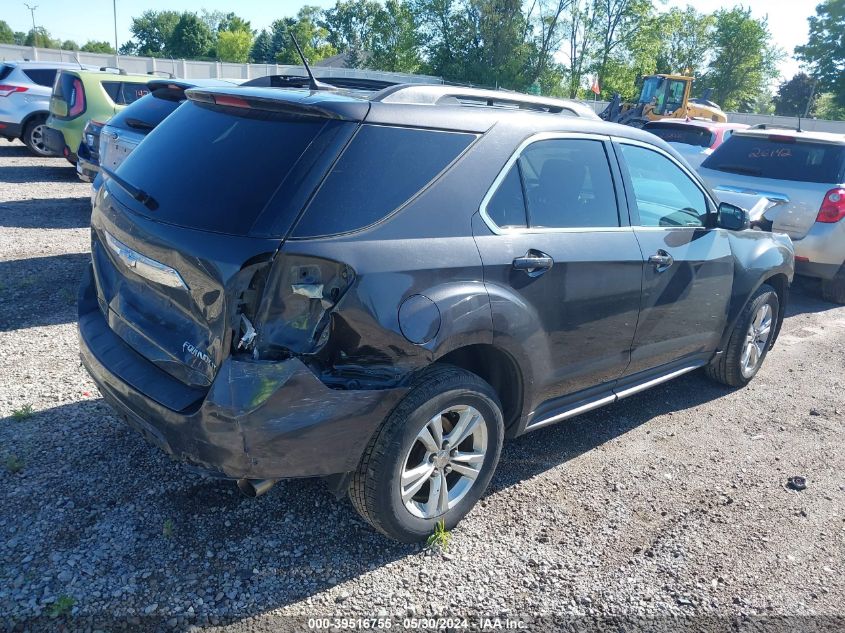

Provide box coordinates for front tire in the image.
[350,366,504,543]
[23,115,52,157]
[706,284,779,387]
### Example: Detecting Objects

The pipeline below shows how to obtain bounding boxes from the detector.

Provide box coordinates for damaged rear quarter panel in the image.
[277,232,494,388]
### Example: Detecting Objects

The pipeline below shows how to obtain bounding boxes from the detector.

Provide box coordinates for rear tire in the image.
[706,284,779,387]
[821,265,845,305]
[349,365,504,543]
[22,115,52,157]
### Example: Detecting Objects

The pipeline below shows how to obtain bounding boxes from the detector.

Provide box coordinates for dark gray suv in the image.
[78,83,794,542]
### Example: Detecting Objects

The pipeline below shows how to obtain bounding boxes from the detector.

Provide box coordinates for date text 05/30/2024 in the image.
[307,617,528,630]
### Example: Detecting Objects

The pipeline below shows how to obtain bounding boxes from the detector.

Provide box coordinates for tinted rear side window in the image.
[646,124,714,148]
[108,92,181,132]
[102,81,150,105]
[102,81,121,102]
[22,68,57,87]
[114,101,329,236]
[486,164,528,228]
[120,82,150,105]
[293,125,475,237]
[702,136,845,184]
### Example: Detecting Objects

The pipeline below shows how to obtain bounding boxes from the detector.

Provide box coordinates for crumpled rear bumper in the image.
[77,263,408,479]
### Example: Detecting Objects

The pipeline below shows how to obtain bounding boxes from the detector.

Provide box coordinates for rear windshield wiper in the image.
[100,166,158,210]
[124,117,155,131]
[714,164,763,176]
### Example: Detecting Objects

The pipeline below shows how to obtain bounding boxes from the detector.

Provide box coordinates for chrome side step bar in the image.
[525,362,704,432]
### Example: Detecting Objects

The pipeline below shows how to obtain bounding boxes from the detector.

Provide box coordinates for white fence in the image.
[0,43,442,84]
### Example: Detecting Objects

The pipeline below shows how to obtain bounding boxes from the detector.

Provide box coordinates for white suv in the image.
[699,127,845,303]
[0,61,94,156]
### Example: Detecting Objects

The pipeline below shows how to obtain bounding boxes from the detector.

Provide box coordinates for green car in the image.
[43,68,151,164]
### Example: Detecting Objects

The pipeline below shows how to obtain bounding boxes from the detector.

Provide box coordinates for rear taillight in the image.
[0,84,27,97]
[816,188,845,223]
[68,78,85,117]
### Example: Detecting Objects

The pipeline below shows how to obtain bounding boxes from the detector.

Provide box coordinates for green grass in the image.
[11,404,34,421]
[47,595,75,618]
[162,518,174,538]
[426,520,451,552]
[5,454,24,474]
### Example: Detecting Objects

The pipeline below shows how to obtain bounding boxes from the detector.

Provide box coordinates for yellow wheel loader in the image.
[599,74,727,127]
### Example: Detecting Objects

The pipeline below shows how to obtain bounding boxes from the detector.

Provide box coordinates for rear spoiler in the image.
[185,89,369,121]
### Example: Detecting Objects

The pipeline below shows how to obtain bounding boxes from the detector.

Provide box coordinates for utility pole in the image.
[113,0,120,65]
[24,3,38,32]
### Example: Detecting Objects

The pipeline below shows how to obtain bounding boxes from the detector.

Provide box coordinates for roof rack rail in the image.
[750,123,802,132]
[147,70,175,78]
[371,84,593,117]
[241,74,398,92]
[99,66,127,75]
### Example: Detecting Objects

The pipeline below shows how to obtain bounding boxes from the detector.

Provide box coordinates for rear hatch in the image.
[89,89,365,391]
[701,133,845,239]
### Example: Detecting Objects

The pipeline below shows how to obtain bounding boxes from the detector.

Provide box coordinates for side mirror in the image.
[717,202,750,231]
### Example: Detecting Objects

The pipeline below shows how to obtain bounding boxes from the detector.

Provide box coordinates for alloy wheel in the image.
[29,124,50,156]
[400,405,488,519]
[740,302,773,378]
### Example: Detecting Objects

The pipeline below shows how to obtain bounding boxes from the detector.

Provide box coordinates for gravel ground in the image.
[1,139,844,631]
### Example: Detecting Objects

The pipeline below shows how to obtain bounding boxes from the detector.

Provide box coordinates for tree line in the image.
[1,0,843,119]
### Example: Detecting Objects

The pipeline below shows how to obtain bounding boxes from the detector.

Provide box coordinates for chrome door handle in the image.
[648,251,674,270]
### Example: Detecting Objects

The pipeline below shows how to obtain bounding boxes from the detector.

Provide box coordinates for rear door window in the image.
[113,101,335,236]
[519,138,619,228]
[484,138,620,230]
[702,135,845,184]
[292,125,475,237]
[646,124,714,148]
[22,68,57,87]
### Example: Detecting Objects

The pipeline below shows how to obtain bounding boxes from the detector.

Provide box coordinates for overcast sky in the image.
[2,0,814,80]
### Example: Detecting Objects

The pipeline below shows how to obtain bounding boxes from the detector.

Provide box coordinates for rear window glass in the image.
[23,68,57,87]
[293,125,476,237]
[702,135,845,184]
[108,92,181,132]
[113,101,328,236]
[646,124,714,148]
[0,65,12,81]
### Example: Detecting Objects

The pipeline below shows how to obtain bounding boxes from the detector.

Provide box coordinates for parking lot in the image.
[1,139,844,629]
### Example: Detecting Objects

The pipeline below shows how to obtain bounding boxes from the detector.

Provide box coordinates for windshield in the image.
[639,77,664,104]
[113,101,336,236]
[702,136,845,184]
[647,124,715,148]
